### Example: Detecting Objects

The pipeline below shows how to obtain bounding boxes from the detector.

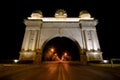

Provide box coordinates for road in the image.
[0,61,120,80]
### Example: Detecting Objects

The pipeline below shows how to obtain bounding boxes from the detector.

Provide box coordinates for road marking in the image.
[58,64,66,80]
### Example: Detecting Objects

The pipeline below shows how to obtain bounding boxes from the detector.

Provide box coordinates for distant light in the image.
[14,59,19,63]
[103,60,109,63]
[64,53,67,56]
[51,48,54,52]
[54,53,57,56]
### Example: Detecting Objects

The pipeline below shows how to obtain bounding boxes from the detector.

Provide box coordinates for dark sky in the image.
[1,0,120,60]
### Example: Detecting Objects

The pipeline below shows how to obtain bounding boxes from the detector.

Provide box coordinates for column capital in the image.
[80,19,98,27]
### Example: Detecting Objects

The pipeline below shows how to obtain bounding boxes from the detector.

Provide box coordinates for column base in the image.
[80,54,87,65]
[86,51,103,61]
[19,51,36,61]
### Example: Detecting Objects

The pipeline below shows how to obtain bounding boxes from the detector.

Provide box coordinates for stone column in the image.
[84,30,93,50]
[28,30,37,51]
[36,30,41,49]
[21,30,31,51]
[91,30,100,50]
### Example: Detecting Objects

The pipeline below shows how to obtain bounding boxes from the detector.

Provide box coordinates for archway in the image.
[42,37,81,61]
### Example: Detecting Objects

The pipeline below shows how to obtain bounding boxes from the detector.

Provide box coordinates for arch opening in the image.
[42,37,80,61]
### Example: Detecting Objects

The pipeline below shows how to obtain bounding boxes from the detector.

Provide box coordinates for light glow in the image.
[103,60,109,63]
[51,48,54,52]
[14,59,19,63]
[64,52,67,56]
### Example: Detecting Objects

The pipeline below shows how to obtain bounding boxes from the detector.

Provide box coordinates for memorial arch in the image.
[19,9,103,64]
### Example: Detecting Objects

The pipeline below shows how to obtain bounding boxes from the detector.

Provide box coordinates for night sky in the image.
[1,0,120,60]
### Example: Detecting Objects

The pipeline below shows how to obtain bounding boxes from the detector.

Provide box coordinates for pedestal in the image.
[19,51,36,61]
[86,51,103,61]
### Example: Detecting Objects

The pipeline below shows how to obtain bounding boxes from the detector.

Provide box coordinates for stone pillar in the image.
[80,20,103,62]
[19,19,42,61]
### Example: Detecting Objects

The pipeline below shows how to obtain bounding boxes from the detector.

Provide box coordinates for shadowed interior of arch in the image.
[42,37,80,61]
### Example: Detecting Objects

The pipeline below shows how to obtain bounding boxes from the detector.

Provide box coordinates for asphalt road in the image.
[0,61,120,80]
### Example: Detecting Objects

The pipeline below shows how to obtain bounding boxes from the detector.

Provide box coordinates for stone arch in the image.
[40,35,81,61]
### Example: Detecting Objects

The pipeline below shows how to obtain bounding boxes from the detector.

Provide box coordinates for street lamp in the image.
[13,59,19,63]
[64,52,67,56]
[51,48,54,52]
[54,53,57,56]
